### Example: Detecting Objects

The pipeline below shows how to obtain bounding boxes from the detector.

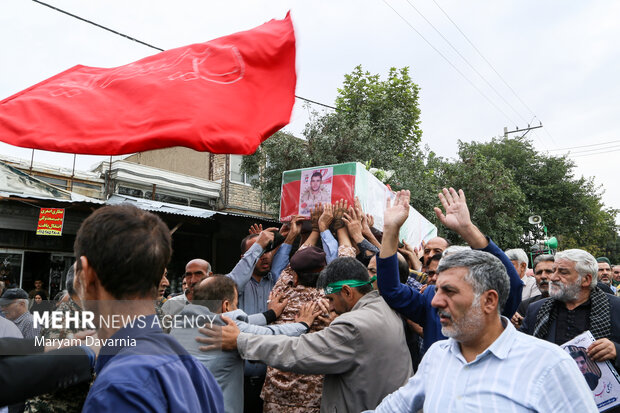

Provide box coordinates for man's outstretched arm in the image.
[433,188,522,317]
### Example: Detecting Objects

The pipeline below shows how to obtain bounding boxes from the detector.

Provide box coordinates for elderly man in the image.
[377,188,523,354]
[0,288,38,338]
[421,237,449,267]
[198,256,413,413]
[521,249,620,371]
[163,258,212,315]
[506,248,540,300]
[72,205,224,411]
[369,249,597,412]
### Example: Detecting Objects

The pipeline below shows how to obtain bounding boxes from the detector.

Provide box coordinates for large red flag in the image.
[0,13,296,155]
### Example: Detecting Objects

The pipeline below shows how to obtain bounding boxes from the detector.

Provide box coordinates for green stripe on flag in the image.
[281,162,359,185]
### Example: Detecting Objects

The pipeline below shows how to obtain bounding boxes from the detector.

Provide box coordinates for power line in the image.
[31,0,335,110]
[402,0,529,125]
[561,144,620,156]
[567,147,620,158]
[381,0,518,126]
[547,138,620,152]
[429,0,537,118]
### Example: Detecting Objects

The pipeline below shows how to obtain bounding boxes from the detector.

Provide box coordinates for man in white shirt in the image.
[369,190,597,412]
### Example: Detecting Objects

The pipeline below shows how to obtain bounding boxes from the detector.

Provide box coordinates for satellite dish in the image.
[528,215,542,225]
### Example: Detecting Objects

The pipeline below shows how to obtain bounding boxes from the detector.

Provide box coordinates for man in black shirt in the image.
[521,249,620,372]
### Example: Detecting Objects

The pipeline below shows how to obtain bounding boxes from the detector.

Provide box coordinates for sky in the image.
[1,0,619,225]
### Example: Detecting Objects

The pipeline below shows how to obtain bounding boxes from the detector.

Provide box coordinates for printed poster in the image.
[299,167,333,216]
[562,331,620,411]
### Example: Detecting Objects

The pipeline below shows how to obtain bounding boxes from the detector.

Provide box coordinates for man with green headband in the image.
[196,256,413,412]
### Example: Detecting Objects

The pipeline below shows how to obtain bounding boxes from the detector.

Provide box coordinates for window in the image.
[35,175,68,189]
[118,186,143,198]
[229,155,258,185]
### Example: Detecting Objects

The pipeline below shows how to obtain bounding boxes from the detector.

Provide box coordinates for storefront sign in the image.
[36,208,65,236]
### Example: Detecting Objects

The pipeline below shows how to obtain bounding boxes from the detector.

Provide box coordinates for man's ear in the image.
[581,273,593,289]
[221,299,230,313]
[77,256,99,299]
[341,285,353,299]
[481,290,499,315]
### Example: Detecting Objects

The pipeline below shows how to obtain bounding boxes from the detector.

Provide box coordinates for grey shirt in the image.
[237,291,413,413]
[171,304,308,413]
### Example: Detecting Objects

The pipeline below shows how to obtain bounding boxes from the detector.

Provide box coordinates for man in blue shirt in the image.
[73,204,224,412]
[377,188,523,353]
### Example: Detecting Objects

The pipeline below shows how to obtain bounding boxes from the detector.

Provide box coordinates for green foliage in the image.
[242,65,423,210]
[241,65,617,254]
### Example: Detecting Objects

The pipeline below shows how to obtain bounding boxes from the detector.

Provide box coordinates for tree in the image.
[451,137,618,253]
[243,65,424,210]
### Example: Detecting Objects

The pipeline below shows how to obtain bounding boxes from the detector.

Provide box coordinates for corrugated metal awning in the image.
[106,194,222,219]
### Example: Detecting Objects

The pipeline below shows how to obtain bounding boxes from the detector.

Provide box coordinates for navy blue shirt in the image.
[377,238,523,353]
[83,314,224,412]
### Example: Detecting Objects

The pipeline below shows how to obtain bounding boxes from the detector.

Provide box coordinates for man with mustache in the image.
[521,249,620,373]
[597,257,616,294]
[511,254,553,328]
[370,203,596,411]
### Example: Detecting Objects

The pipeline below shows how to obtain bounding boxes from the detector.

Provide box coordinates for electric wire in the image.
[381,0,518,126]
[31,0,335,110]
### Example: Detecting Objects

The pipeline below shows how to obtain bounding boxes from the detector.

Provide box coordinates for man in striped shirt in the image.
[370,190,597,412]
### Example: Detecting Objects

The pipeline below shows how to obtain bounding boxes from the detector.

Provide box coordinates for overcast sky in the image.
[1,0,618,225]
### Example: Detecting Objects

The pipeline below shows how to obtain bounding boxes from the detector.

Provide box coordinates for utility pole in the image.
[503,121,543,138]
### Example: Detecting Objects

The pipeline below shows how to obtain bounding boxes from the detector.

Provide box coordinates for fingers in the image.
[587,338,616,361]
[434,207,446,223]
[458,189,466,204]
[221,315,235,326]
[438,191,450,212]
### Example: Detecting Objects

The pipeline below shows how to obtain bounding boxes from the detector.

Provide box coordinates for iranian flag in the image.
[279,162,437,247]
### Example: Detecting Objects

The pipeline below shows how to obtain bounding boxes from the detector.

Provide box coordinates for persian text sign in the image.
[36,208,65,236]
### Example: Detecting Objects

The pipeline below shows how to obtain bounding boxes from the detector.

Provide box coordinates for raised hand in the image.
[249,223,263,234]
[285,215,304,244]
[332,199,349,230]
[433,188,472,233]
[384,190,410,230]
[318,202,334,232]
[343,206,364,243]
[433,187,486,248]
[311,203,323,232]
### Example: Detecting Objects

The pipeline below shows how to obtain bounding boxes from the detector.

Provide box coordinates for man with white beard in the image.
[521,249,620,372]
[369,191,596,412]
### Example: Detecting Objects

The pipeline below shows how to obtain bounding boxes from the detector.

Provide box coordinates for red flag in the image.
[0,13,296,155]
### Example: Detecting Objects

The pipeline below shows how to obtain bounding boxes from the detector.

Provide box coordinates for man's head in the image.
[73,205,172,302]
[505,248,529,279]
[425,253,442,285]
[158,269,170,300]
[184,259,212,301]
[596,257,612,285]
[290,246,326,287]
[570,350,589,375]
[532,254,554,296]
[431,250,509,344]
[318,257,373,315]
[423,237,449,264]
[240,234,273,278]
[0,288,29,320]
[613,265,620,284]
[368,253,408,290]
[34,279,43,290]
[549,249,597,303]
[310,171,322,192]
[193,275,238,314]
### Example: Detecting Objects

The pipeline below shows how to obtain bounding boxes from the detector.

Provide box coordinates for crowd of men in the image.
[0,187,619,413]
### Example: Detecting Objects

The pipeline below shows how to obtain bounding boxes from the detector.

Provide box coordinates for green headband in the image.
[324,276,377,294]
